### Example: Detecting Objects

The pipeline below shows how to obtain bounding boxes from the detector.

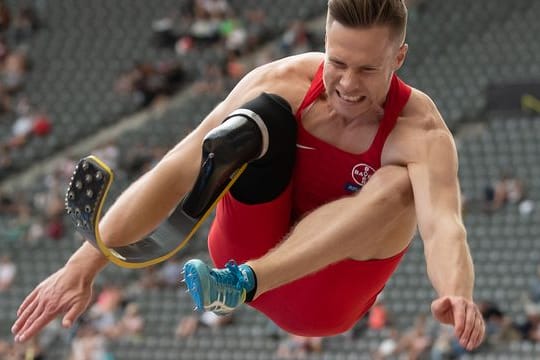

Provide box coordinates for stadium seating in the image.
[1,0,540,358]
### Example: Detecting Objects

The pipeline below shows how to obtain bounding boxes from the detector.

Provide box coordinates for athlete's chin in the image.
[333,102,372,119]
[329,96,371,117]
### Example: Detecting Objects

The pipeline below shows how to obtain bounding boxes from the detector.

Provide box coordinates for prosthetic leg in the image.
[65,93,297,268]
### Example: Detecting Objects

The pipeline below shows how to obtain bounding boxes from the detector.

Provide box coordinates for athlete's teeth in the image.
[343,95,360,102]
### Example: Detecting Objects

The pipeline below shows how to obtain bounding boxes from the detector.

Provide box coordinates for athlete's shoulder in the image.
[241,52,325,111]
[402,86,448,132]
[253,52,324,85]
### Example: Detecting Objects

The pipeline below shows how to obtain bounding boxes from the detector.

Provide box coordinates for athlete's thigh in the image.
[208,182,294,266]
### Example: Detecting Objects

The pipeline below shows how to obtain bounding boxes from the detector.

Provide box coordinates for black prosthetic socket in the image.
[181,115,263,219]
[229,93,297,204]
[181,92,297,219]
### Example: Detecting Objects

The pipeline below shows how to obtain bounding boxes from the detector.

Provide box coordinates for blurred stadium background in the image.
[0,0,539,359]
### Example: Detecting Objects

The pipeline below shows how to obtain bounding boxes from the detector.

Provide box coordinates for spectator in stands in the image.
[429,324,457,360]
[395,314,434,360]
[280,20,316,57]
[484,170,526,212]
[224,50,246,79]
[0,35,9,63]
[220,15,248,55]
[94,142,120,171]
[31,112,52,137]
[2,49,29,94]
[157,257,184,288]
[0,340,10,359]
[0,143,12,175]
[175,311,233,338]
[151,12,180,49]
[478,300,520,346]
[367,293,391,331]
[528,264,540,304]
[70,322,110,360]
[195,0,230,20]
[0,255,16,292]
[0,0,10,33]
[87,284,124,338]
[189,10,221,44]
[193,63,225,95]
[516,310,540,343]
[44,213,64,241]
[9,103,34,147]
[114,302,145,341]
[0,189,18,215]
[13,5,41,45]
[372,327,400,360]
[134,257,185,290]
[115,60,186,108]
[276,334,323,359]
[6,98,52,149]
[243,8,269,52]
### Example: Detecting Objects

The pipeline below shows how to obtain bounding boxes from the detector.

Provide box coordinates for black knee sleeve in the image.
[229,92,297,204]
[181,92,296,219]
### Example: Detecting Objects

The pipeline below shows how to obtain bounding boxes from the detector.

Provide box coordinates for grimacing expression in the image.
[323,21,407,120]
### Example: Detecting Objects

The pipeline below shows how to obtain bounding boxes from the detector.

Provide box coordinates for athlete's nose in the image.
[338,69,361,92]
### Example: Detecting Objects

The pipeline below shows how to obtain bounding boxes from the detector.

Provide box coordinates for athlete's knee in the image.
[366,165,413,207]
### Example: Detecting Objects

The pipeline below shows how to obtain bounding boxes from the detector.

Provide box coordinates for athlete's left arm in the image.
[407,101,485,351]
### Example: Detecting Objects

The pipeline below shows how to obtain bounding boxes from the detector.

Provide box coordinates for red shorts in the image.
[208,184,406,337]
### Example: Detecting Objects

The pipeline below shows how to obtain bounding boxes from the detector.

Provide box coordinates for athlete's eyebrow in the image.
[328,56,381,70]
[328,56,346,65]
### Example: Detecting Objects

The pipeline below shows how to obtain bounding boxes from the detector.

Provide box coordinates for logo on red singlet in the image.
[351,163,375,187]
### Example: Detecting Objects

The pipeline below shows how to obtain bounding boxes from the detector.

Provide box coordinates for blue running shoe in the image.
[183,259,255,315]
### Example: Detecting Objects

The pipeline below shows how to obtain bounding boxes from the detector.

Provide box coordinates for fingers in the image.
[11,294,40,336]
[13,301,46,342]
[430,297,451,322]
[16,288,38,317]
[453,300,485,351]
[450,298,466,335]
[458,302,474,349]
[470,315,486,349]
[463,308,485,350]
[62,301,86,328]
[13,289,72,343]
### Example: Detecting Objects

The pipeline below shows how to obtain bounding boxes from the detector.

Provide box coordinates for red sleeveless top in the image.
[293,63,412,218]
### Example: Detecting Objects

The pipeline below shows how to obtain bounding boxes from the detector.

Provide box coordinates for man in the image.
[12,0,485,351]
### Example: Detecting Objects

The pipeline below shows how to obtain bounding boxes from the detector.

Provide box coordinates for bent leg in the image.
[248,165,417,298]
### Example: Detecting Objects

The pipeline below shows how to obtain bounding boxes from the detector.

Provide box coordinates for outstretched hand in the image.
[431,296,485,351]
[11,266,94,343]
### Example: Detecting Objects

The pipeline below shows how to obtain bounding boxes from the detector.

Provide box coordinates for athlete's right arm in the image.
[11,54,311,343]
[99,59,300,248]
[99,53,313,248]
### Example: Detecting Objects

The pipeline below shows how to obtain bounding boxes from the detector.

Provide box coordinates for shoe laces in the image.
[207,260,246,312]
[212,260,246,290]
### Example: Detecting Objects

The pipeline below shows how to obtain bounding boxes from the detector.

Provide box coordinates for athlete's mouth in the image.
[336,89,366,103]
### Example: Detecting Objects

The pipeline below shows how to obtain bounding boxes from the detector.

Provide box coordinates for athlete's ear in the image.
[394,43,408,71]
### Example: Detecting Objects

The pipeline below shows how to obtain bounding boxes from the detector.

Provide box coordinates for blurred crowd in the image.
[0,0,539,359]
[0,0,52,179]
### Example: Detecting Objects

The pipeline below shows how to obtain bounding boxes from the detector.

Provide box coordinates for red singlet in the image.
[208,63,412,336]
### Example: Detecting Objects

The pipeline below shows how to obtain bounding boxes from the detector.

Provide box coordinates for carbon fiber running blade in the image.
[65,156,223,268]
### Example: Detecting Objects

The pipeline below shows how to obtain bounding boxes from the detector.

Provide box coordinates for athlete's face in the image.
[323,21,407,120]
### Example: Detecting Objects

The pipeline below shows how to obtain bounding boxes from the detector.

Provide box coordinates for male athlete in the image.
[13,0,485,350]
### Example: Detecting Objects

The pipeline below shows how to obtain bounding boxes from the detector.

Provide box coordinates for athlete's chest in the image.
[293,107,386,216]
[299,100,381,155]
